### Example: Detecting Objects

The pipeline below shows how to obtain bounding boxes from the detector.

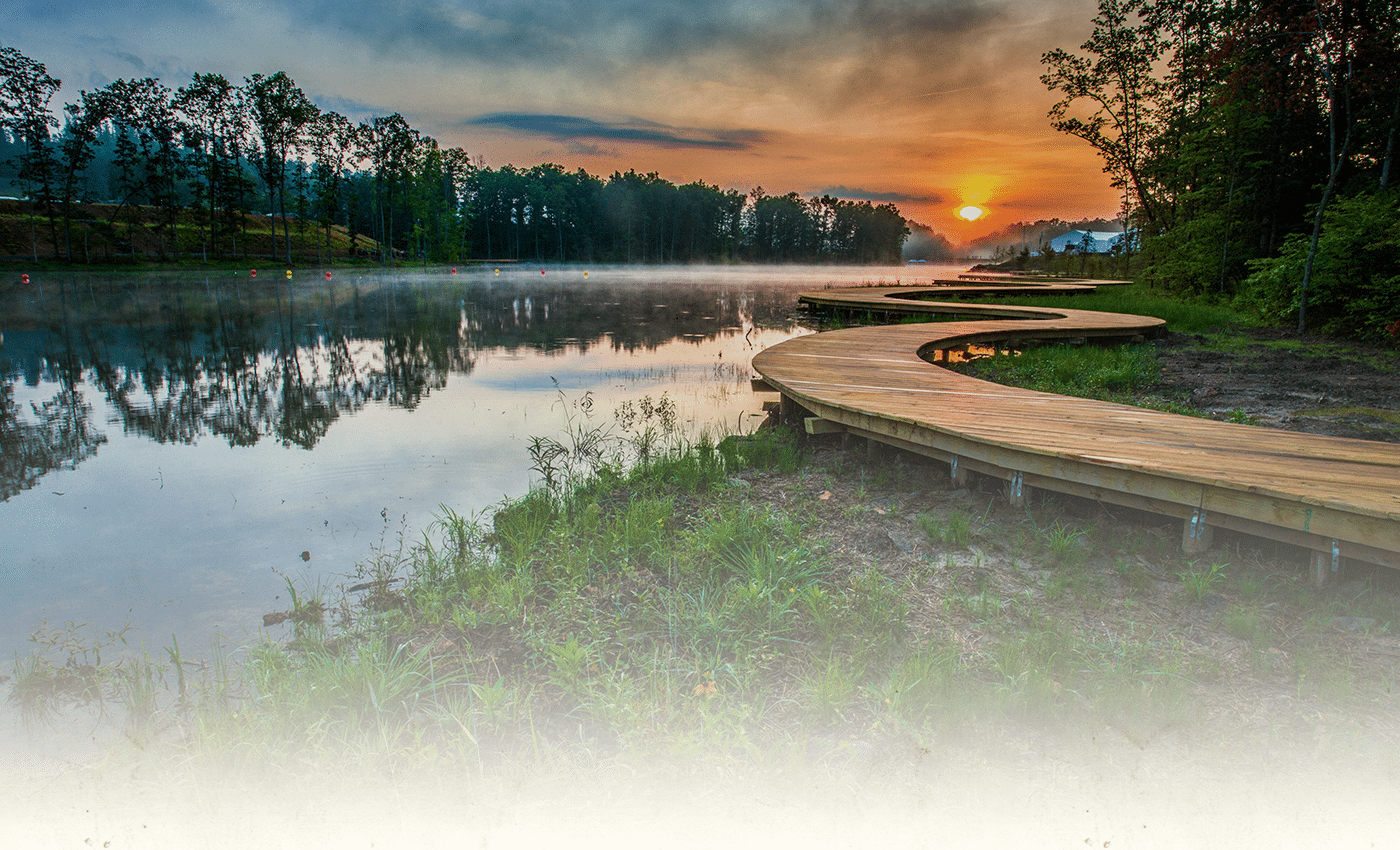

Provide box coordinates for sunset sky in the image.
[3,0,1119,243]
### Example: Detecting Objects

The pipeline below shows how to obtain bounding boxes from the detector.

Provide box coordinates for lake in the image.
[0,263,965,666]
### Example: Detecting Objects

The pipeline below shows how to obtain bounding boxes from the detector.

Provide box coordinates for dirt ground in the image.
[1154,327,1400,441]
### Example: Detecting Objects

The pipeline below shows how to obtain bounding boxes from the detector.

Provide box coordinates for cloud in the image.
[464,113,769,151]
[815,186,945,204]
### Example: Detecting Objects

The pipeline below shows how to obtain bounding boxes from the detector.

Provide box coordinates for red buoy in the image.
[325,271,332,280]
[251,269,257,277]
[541,269,546,276]
[451,267,457,274]
[21,273,30,284]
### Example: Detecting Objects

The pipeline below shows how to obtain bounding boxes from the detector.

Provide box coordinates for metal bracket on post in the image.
[949,454,968,488]
[1182,507,1213,555]
[1006,471,1025,507]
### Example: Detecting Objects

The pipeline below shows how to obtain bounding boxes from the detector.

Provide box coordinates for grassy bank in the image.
[0,198,381,267]
[12,416,1400,782]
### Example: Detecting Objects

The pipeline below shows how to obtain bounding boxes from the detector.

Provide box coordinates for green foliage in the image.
[1245,193,1400,340]
[916,509,972,548]
[1178,561,1226,602]
[965,282,1255,333]
[716,429,802,473]
[959,342,1161,404]
[1043,0,1400,329]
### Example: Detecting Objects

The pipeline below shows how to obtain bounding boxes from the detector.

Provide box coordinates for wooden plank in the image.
[752,280,1400,568]
[804,417,845,435]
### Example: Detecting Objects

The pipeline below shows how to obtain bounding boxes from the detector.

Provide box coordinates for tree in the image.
[175,73,247,259]
[356,113,418,264]
[306,110,358,258]
[1041,0,1170,231]
[245,71,318,265]
[84,78,186,257]
[56,95,103,261]
[1,44,61,260]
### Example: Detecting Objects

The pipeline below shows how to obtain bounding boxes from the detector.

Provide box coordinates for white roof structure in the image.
[1046,230,1129,253]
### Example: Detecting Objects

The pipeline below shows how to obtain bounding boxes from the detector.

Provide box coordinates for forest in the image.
[1042,0,1400,339]
[0,47,908,267]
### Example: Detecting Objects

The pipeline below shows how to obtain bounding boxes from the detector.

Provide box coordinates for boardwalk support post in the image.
[1183,509,1213,555]
[1006,471,1026,507]
[950,455,970,488]
[1311,540,1342,586]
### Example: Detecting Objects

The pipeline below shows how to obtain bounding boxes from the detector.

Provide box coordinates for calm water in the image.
[0,263,966,665]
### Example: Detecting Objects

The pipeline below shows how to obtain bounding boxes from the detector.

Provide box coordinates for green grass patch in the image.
[954,342,1175,408]
[954,282,1261,334]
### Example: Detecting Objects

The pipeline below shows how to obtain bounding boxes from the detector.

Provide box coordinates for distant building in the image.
[1044,230,1131,254]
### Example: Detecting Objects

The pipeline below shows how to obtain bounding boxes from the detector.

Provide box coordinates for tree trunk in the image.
[1298,54,1353,334]
[1381,84,1399,191]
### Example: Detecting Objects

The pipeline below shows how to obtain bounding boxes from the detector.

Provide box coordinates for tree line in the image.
[0,44,908,266]
[1042,0,1400,338]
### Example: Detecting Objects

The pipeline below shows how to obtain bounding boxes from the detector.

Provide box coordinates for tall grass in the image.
[957,342,1170,407]
[959,282,1260,333]
[9,410,1388,783]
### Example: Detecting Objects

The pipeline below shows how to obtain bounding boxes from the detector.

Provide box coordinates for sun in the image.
[958,205,985,221]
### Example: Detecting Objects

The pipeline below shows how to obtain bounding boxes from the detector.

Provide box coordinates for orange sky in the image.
[9,0,1119,245]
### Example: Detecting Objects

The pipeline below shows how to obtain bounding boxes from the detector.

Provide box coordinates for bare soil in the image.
[1154,327,1400,441]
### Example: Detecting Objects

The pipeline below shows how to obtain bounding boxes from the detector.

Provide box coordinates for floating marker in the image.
[285,270,292,279]
[451,267,457,274]
[584,271,589,278]
[494,269,500,275]
[541,269,546,275]
[251,269,257,277]
[325,271,332,280]
[21,273,30,284]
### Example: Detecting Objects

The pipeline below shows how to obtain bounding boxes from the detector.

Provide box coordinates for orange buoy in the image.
[285,270,292,279]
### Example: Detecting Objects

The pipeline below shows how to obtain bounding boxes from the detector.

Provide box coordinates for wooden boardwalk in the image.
[752,283,1400,577]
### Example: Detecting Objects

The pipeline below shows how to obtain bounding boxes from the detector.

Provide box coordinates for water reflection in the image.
[0,264,963,670]
[0,268,812,500]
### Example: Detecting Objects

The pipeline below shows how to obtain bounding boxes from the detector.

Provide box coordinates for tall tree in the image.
[1041,0,1170,231]
[306,110,358,258]
[175,73,247,260]
[356,114,418,264]
[244,71,318,265]
[0,44,61,260]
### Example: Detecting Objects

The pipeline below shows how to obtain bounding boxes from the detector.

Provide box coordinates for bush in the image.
[1244,192,1400,340]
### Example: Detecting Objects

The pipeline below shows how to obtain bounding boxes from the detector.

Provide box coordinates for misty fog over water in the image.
[0,263,965,664]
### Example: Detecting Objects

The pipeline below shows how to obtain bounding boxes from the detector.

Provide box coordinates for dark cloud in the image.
[816,186,945,204]
[465,113,769,150]
[287,1,1010,91]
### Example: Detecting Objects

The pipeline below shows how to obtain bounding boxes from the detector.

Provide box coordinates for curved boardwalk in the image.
[752,283,1400,576]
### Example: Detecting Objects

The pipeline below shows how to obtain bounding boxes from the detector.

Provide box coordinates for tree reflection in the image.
[0,271,804,499]
[0,380,106,501]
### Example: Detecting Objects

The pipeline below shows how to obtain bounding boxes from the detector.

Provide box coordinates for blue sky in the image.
[1,0,1116,240]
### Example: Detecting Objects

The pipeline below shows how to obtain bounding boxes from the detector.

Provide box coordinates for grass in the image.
[954,281,1261,335]
[8,415,1400,797]
[954,340,1199,414]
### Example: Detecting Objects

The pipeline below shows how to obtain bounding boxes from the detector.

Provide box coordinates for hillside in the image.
[0,199,379,265]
